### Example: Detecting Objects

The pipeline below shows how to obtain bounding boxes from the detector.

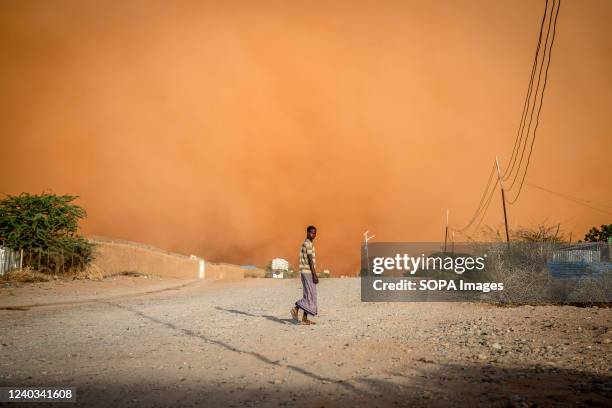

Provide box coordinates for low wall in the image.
[206,263,250,280]
[90,237,266,280]
[91,238,202,279]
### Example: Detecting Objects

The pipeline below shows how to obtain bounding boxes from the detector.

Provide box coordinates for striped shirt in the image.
[299,239,316,273]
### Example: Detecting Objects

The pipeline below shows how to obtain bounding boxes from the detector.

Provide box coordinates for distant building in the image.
[271,258,289,271]
[271,258,289,279]
[549,242,611,279]
[552,242,608,263]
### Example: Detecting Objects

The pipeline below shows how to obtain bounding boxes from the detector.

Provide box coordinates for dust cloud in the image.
[1,1,610,274]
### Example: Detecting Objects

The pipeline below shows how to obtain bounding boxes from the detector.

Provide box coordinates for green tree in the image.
[583,224,612,242]
[0,192,94,273]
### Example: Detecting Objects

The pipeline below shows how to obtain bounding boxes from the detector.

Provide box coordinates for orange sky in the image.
[1,0,610,274]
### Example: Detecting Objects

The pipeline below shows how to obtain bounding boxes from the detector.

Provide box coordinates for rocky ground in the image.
[0,277,610,407]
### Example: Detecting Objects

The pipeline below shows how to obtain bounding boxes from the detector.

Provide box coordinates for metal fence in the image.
[549,242,611,280]
[552,242,609,263]
[0,246,22,276]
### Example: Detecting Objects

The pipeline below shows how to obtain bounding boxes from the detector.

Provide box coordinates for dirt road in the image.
[1,278,610,407]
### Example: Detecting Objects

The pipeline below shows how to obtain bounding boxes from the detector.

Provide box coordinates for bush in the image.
[476,221,567,243]
[0,193,94,274]
[584,224,612,242]
[513,223,565,243]
[483,243,553,304]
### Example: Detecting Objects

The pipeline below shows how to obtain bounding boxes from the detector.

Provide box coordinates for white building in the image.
[271,258,289,271]
[271,258,289,279]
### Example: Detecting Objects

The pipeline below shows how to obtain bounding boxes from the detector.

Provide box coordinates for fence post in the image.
[199,259,205,279]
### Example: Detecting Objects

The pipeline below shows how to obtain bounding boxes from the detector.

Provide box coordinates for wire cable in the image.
[470,178,499,236]
[455,176,499,237]
[508,0,561,203]
[503,0,550,181]
[453,161,497,233]
[452,0,563,236]
[525,181,612,215]
[507,0,558,194]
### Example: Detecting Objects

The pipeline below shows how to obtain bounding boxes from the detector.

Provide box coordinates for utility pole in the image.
[495,156,511,247]
[363,231,375,275]
[444,209,449,252]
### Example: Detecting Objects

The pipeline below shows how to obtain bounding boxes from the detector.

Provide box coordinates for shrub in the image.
[0,192,94,274]
[476,221,566,243]
[483,242,554,304]
[584,224,612,242]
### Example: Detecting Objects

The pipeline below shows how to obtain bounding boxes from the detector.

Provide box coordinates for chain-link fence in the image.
[361,241,611,304]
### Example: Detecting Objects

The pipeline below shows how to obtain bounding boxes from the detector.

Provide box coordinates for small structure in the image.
[552,243,605,263]
[271,258,289,279]
[549,242,611,279]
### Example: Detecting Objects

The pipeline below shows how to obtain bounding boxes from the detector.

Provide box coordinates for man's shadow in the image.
[102,301,362,395]
[215,306,297,325]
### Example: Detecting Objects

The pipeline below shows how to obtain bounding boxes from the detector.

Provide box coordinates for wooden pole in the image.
[444,209,449,252]
[495,157,511,247]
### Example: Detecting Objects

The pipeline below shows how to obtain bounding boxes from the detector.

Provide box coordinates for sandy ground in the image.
[0,277,610,407]
[0,275,201,309]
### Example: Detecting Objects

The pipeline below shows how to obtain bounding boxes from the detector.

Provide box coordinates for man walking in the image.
[291,226,319,325]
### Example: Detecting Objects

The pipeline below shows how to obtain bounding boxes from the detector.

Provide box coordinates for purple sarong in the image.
[295,272,317,316]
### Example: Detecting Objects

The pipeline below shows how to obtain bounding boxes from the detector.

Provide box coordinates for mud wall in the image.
[91,237,250,280]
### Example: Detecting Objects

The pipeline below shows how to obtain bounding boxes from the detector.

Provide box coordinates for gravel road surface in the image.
[1,278,610,407]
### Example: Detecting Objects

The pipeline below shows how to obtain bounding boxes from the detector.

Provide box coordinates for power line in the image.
[507,0,555,190]
[455,176,499,237]
[508,0,561,203]
[452,0,563,236]
[503,0,550,181]
[507,0,559,194]
[459,177,499,238]
[453,161,496,233]
[525,181,612,215]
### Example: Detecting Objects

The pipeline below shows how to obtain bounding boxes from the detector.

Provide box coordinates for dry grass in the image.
[244,271,261,278]
[0,263,106,283]
[107,270,149,278]
[558,273,612,305]
[0,267,51,283]
[69,263,105,281]
[485,249,611,306]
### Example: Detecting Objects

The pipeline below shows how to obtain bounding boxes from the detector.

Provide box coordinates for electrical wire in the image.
[503,0,550,181]
[525,181,612,215]
[508,0,561,203]
[469,177,499,236]
[455,176,499,237]
[507,0,558,194]
[453,161,497,233]
[451,0,564,236]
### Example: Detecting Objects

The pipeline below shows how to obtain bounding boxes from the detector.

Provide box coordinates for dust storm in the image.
[1,0,610,274]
